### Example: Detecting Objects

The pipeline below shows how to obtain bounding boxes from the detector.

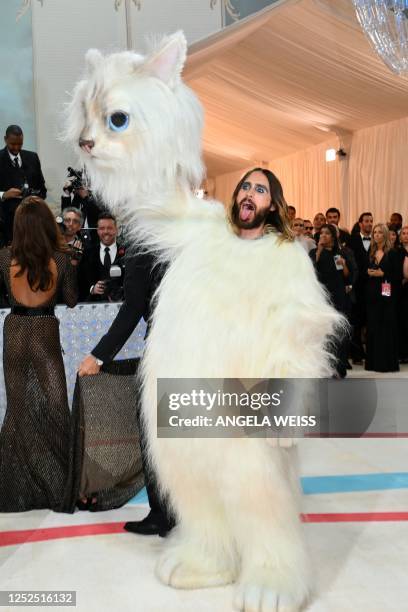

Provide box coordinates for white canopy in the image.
[185,0,408,179]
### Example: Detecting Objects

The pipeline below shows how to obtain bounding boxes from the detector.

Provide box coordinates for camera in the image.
[65,167,89,193]
[104,263,125,302]
[20,184,42,199]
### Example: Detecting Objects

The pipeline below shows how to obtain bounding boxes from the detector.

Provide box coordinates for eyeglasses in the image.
[304,226,313,231]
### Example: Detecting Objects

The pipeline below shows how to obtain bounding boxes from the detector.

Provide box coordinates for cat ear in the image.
[85,49,103,74]
[144,31,187,86]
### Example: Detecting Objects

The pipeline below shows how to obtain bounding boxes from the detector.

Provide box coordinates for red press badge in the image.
[381,282,391,297]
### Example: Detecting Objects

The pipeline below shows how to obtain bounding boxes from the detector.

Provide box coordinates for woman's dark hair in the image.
[388,224,400,248]
[228,167,293,241]
[320,223,341,254]
[12,196,66,292]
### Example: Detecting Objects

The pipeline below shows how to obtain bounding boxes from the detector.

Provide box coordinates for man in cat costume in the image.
[67,32,342,612]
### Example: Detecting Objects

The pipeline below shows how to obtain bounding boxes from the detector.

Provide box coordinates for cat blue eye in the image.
[107,111,129,132]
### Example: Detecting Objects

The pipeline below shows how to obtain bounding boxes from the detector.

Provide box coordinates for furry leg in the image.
[226,445,311,612]
[156,473,238,589]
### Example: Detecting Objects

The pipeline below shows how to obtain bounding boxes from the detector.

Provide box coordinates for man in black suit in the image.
[0,125,46,244]
[78,213,126,301]
[349,212,374,363]
[326,207,352,248]
[78,251,174,536]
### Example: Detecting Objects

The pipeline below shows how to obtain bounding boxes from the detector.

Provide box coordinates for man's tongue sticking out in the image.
[240,201,254,222]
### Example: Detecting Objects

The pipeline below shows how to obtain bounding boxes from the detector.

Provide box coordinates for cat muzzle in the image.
[79,138,95,154]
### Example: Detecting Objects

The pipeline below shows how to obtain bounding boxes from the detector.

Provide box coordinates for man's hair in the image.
[391,212,402,223]
[5,125,23,138]
[63,206,83,225]
[326,207,340,218]
[97,212,116,225]
[303,219,311,224]
[228,167,293,241]
[12,197,66,292]
[359,212,373,223]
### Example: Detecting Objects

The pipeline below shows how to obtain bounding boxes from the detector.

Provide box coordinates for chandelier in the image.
[352,0,408,76]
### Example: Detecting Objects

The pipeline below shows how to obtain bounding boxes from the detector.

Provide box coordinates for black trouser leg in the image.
[136,404,174,524]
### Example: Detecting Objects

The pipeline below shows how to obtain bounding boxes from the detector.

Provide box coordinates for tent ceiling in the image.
[185,0,408,178]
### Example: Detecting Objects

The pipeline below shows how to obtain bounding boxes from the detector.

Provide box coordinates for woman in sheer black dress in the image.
[0,197,77,512]
[365,223,399,372]
[310,223,350,378]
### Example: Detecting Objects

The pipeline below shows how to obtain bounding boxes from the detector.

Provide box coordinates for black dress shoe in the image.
[124,512,175,536]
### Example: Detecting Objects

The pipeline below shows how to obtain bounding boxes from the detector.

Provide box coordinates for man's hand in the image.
[3,188,22,200]
[78,354,101,377]
[92,280,106,295]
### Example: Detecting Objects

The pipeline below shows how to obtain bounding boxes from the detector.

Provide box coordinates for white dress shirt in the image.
[360,233,371,252]
[100,242,117,265]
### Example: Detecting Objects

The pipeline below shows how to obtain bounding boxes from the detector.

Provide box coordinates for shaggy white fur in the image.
[66,32,343,612]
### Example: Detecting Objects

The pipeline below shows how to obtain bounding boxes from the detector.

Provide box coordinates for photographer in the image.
[78,213,125,302]
[61,167,105,243]
[0,125,46,245]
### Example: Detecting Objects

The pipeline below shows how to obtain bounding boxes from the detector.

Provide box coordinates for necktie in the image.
[104,247,111,271]
[13,157,19,168]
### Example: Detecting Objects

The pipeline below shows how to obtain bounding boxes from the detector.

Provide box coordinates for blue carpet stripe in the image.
[300,472,408,495]
[127,472,408,505]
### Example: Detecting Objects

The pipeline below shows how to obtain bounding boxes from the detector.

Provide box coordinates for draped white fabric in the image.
[214,116,408,228]
[186,0,408,225]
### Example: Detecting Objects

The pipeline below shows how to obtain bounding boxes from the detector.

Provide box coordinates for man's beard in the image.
[231,199,271,230]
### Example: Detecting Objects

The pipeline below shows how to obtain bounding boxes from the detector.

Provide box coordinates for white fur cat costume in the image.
[66,32,342,612]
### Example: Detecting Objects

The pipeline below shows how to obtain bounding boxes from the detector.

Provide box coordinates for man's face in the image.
[63,213,81,238]
[232,171,274,231]
[313,213,325,230]
[303,221,313,237]
[97,219,117,246]
[359,215,373,235]
[5,134,23,156]
[390,214,402,229]
[292,218,304,237]
[76,187,89,199]
[326,211,340,226]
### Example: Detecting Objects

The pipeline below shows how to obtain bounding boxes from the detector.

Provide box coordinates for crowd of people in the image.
[290,205,408,374]
[0,125,127,305]
[0,125,407,524]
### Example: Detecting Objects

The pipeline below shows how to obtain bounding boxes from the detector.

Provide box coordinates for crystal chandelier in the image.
[352,0,408,76]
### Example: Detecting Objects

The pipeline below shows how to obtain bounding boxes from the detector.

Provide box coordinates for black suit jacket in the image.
[91,252,165,363]
[0,147,46,244]
[350,234,371,287]
[78,242,126,301]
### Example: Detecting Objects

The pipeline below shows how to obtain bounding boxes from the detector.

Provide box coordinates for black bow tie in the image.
[362,237,371,241]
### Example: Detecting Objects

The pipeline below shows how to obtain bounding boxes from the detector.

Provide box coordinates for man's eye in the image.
[242,182,250,190]
[256,186,266,194]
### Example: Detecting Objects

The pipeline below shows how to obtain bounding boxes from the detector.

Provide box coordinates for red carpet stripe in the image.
[301,512,408,523]
[1,512,408,548]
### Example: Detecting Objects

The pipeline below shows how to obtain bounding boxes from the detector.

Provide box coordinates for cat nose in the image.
[79,138,95,154]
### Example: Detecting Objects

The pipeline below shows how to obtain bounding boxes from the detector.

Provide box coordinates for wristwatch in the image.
[93,356,103,366]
